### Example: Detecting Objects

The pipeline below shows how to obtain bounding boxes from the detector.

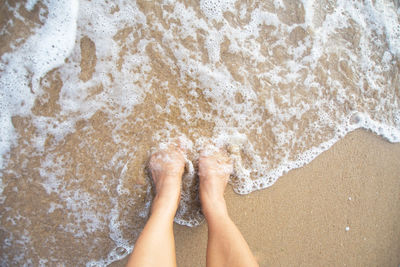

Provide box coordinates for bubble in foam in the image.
[372,0,400,57]
[2,0,400,266]
[200,0,236,21]
[0,0,78,169]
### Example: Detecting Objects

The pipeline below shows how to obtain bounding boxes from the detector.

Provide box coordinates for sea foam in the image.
[0,0,78,169]
[0,0,399,266]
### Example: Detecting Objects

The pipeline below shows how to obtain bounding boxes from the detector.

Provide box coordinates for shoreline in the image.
[113,129,400,266]
[1,2,399,265]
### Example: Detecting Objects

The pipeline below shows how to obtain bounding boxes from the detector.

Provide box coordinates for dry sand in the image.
[2,2,400,266]
[112,129,400,267]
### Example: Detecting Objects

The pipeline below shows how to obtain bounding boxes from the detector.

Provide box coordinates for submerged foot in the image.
[149,147,185,213]
[198,147,233,218]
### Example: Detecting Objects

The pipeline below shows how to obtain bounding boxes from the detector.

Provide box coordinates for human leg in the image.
[126,148,185,267]
[199,149,259,267]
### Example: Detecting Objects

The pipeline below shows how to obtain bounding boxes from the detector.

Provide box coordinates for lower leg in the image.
[199,149,259,267]
[126,149,185,267]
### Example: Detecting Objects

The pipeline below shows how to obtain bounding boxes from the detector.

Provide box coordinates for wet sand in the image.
[112,129,400,266]
[2,2,400,266]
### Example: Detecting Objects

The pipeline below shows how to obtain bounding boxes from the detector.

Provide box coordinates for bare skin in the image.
[126,146,258,267]
[126,148,185,267]
[199,149,259,267]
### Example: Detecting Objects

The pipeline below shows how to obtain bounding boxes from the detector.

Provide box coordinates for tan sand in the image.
[112,129,400,266]
[2,2,399,266]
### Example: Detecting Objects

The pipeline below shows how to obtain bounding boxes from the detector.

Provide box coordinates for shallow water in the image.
[1,0,399,265]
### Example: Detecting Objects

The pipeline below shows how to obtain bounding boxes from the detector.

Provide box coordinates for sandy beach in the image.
[1,1,400,266]
[175,130,400,267]
[111,129,400,266]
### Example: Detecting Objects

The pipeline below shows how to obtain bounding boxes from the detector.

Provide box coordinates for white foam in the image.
[25,0,38,11]
[2,0,400,265]
[60,189,107,238]
[368,0,400,57]
[48,202,63,213]
[0,0,79,169]
[200,0,236,21]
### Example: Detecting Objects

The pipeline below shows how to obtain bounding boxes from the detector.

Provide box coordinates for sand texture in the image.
[1,1,400,266]
[109,129,400,267]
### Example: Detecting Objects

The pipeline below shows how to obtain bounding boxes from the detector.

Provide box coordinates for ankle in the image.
[151,194,179,219]
[201,196,229,221]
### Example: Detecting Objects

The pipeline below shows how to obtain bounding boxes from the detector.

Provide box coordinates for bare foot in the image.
[149,147,185,214]
[198,148,233,219]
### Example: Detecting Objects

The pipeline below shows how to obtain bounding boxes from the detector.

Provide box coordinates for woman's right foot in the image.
[198,148,233,219]
[149,148,185,216]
